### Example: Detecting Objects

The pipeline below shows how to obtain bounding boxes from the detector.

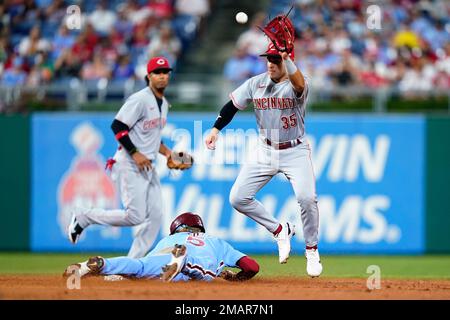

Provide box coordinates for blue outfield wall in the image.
[31,112,425,254]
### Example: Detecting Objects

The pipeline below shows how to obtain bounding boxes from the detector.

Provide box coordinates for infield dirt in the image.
[0,275,449,299]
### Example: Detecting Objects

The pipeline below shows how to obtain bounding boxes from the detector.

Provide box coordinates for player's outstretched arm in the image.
[281,51,306,94]
[205,100,239,150]
[219,256,259,281]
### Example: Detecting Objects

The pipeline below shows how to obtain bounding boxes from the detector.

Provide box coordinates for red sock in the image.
[273,224,282,236]
[306,245,317,250]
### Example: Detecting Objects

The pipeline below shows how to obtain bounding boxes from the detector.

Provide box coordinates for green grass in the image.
[0,253,450,279]
[1,253,450,279]
[256,255,450,279]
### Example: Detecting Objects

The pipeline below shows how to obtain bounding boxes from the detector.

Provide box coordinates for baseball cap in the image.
[147,56,173,74]
[260,43,295,60]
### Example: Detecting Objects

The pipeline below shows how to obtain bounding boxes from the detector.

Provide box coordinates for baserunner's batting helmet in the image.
[170,212,206,235]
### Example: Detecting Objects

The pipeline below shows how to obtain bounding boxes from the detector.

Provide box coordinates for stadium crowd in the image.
[1,0,449,101]
[0,0,210,87]
[226,0,450,97]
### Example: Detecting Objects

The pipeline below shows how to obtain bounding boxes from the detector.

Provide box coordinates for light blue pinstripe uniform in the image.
[101,232,246,281]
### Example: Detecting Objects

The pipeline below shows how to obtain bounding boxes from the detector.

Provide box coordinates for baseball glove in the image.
[259,10,295,53]
[167,151,194,170]
[218,270,239,281]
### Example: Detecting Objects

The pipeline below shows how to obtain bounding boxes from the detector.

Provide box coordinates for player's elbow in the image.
[248,258,260,275]
[238,256,259,278]
[111,119,129,135]
[293,83,305,94]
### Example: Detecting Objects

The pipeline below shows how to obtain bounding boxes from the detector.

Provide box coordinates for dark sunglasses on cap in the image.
[267,56,282,64]
[152,69,171,74]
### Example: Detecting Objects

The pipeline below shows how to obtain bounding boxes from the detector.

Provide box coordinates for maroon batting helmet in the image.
[170,212,205,235]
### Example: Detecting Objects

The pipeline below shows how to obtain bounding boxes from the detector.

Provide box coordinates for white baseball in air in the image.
[235,12,248,24]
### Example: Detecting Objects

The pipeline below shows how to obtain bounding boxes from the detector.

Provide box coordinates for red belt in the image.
[264,138,301,150]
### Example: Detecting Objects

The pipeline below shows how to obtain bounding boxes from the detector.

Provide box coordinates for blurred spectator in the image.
[147,22,181,69]
[393,23,421,49]
[71,33,94,63]
[122,0,152,26]
[10,0,41,35]
[114,6,134,41]
[329,49,361,86]
[43,0,67,28]
[223,47,254,87]
[175,0,210,21]
[51,24,75,61]
[421,21,450,51]
[173,0,210,48]
[398,57,435,96]
[54,46,83,78]
[81,51,111,81]
[88,1,117,35]
[0,4,5,31]
[436,43,450,75]
[1,56,27,86]
[35,0,53,8]
[0,36,7,73]
[83,23,100,54]
[98,36,119,68]
[148,0,174,20]
[329,28,352,54]
[27,51,53,86]
[132,22,151,49]
[18,26,51,58]
[236,12,269,57]
[54,32,90,78]
[113,54,135,80]
[359,61,388,88]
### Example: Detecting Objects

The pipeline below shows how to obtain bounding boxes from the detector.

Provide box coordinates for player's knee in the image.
[296,192,317,207]
[229,192,251,209]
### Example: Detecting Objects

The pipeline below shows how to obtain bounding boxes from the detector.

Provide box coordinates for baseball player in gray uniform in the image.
[68,56,176,259]
[205,44,323,277]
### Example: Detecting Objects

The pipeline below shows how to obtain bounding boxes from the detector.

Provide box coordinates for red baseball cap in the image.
[147,56,173,74]
[260,43,295,60]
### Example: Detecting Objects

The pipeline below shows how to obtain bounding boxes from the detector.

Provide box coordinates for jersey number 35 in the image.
[281,113,297,129]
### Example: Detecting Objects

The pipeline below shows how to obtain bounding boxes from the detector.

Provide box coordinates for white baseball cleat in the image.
[305,248,323,277]
[274,222,295,264]
[161,244,187,282]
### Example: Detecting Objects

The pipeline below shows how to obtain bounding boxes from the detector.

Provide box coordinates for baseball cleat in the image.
[274,222,295,264]
[160,244,187,282]
[67,212,84,244]
[305,248,323,277]
[63,256,105,278]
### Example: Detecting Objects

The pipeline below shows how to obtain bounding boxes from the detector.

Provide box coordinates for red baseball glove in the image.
[259,14,295,54]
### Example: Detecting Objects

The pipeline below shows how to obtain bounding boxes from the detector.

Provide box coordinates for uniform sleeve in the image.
[115,95,144,128]
[229,78,253,110]
[219,239,246,267]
